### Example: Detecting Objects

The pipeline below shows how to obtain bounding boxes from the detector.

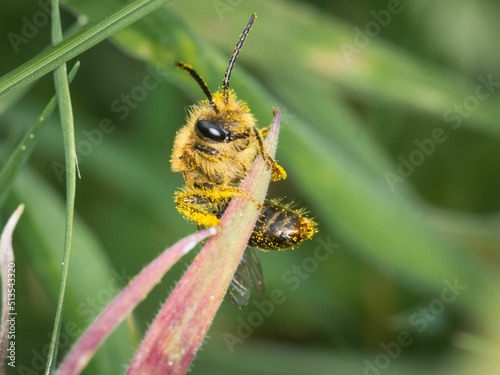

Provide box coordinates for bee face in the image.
[172,90,260,188]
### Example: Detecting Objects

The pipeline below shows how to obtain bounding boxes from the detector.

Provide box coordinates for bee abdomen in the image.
[249,201,317,251]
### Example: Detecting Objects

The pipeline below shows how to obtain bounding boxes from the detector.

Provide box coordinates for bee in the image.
[171,13,317,307]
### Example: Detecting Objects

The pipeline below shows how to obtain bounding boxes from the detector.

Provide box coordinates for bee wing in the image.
[225,270,251,308]
[225,248,265,308]
[245,247,266,294]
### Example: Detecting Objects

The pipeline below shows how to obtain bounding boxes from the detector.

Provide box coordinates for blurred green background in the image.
[1,0,500,374]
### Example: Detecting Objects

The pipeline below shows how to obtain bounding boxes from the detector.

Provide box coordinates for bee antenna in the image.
[222,13,257,103]
[174,61,219,113]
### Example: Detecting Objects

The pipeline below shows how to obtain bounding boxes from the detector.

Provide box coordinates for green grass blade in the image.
[45,0,76,373]
[0,0,167,99]
[0,62,80,206]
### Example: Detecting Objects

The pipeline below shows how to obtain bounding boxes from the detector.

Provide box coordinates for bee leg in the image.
[207,185,262,211]
[254,128,287,181]
[174,187,247,227]
[174,191,222,227]
[175,186,263,226]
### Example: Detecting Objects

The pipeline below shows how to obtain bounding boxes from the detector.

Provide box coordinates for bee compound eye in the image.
[195,120,227,142]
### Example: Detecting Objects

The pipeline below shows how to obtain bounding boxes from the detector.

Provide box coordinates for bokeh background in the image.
[1,0,500,374]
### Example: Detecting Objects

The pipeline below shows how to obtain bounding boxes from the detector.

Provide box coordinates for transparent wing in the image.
[225,248,265,308]
[245,247,265,294]
[225,271,251,308]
